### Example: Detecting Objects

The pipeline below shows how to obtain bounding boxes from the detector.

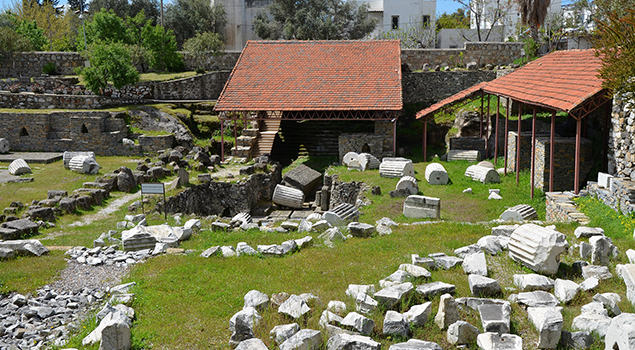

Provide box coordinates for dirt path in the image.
[68,192,140,227]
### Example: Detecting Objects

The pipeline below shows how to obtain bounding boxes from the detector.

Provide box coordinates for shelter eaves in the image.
[213,40,403,112]
[482,49,604,113]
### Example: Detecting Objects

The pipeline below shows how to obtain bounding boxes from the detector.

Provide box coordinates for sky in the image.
[0,0,578,18]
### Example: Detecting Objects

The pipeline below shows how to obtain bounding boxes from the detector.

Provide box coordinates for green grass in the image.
[2,149,634,350]
[329,156,546,223]
[0,156,140,211]
[0,250,67,295]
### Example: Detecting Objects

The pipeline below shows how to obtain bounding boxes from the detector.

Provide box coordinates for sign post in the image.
[141,183,166,220]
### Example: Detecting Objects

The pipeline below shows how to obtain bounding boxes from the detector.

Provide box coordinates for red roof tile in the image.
[214,40,403,112]
[415,81,488,120]
[482,49,604,112]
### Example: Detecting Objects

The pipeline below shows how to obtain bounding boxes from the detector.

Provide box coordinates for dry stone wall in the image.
[0,111,143,155]
[338,121,394,161]
[401,42,523,71]
[403,71,497,105]
[151,71,231,100]
[608,93,635,177]
[507,132,593,192]
[163,165,282,216]
[0,51,241,78]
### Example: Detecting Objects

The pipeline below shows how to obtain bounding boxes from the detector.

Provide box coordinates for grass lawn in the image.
[2,153,635,350]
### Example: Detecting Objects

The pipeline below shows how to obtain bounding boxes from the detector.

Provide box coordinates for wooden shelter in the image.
[416,49,611,196]
[213,40,403,161]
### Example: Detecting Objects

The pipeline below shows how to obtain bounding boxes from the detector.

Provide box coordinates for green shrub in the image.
[42,62,57,75]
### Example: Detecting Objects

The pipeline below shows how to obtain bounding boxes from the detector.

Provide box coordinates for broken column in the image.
[508,224,568,275]
[0,138,9,153]
[396,176,419,195]
[343,152,359,168]
[8,159,31,175]
[403,195,440,219]
[464,165,500,184]
[358,153,380,171]
[323,203,359,226]
[281,164,322,198]
[605,313,635,350]
[379,158,415,178]
[69,156,101,175]
[320,175,332,211]
[425,163,449,185]
[527,307,563,349]
[500,204,538,222]
[63,151,95,168]
[272,185,305,209]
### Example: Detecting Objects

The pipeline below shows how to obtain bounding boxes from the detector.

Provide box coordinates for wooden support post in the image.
[423,121,428,161]
[575,117,582,194]
[393,119,397,156]
[233,118,238,153]
[486,94,490,158]
[504,99,510,176]
[480,90,484,138]
[531,108,536,199]
[495,95,500,166]
[221,118,225,162]
[516,102,522,186]
[550,110,555,192]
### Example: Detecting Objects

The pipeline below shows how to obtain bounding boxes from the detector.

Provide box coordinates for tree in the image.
[252,0,377,40]
[453,0,514,41]
[183,31,224,72]
[84,9,183,71]
[164,0,226,48]
[85,8,128,44]
[0,24,33,61]
[516,0,551,43]
[80,41,139,92]
[436,8,470,29]
[376,15,436,49]
[87,0,159,23]
[594,9,635,94]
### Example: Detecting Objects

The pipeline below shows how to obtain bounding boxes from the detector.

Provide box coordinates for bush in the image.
[79,42,139,93]
[183,32,224,73]
[42,62,58,75]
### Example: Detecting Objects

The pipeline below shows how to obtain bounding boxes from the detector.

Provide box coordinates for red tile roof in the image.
[214,40,403,112]
[416,49,605,121]
[482,49,604,112]
[416,81,487,120]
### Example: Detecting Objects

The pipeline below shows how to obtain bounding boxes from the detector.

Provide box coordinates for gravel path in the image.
[49,261,130,293]
[69,192,140,227]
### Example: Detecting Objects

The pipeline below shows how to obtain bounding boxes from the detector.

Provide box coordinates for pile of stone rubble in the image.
[0,282,135,350]
[227,223,635,350]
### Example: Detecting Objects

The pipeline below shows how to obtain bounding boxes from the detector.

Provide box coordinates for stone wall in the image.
[151,71,231,100]
[401,42,523,71]
[534,137,593,192]
[545,192,589,224]
[0,91,125,109]
[587,178,635,216]
[507,132,593,191]
[0,52,84,78]
[138,135,175,153]
[403,71,497,105]
[162,164,282,216]
[338,121,394,161]
[608,93,635,177]
[0,111,144,155]
[0,51,241,78]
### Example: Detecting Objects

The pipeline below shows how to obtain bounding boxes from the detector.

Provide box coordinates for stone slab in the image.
[0,152,63,164]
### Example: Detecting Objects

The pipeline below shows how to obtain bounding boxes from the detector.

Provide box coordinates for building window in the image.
[392,16,399,29]
[422,15,430,27]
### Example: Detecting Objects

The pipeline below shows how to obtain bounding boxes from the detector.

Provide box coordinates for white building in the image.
[356,0,437,37]
[469,0,562,40]
[562,2,595,49]
[213,0,270,51]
